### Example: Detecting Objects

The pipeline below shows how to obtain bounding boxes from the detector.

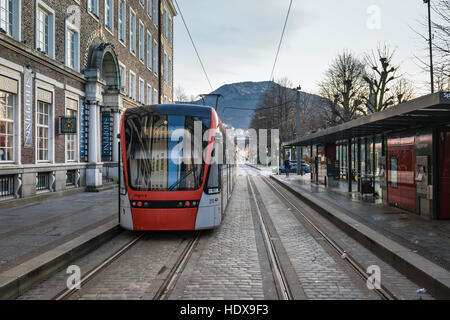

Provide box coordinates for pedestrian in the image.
[284,159,291,178]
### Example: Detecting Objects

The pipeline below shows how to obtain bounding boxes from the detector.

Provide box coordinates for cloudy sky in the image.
[173,0,431,98]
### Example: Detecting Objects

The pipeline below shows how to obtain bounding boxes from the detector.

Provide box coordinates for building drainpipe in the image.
[158,0,162,104]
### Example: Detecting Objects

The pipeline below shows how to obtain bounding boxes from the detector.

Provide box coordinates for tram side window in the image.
[207,163,220,194]
[390,156,398,188]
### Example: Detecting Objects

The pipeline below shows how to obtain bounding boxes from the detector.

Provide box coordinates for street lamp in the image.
[423,0,434,93]
[294,85,302,175]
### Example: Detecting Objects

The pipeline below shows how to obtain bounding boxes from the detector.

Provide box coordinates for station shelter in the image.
[283,92,450,220]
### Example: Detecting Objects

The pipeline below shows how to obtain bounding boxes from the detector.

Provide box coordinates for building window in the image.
[66,27,79,71]
[139,0,144,7]
[168,16,172,46]
[139,78,145,103]
[139,21,144,63]
[129,71,136,100]
[87,0,99,17]
[146,0,151,17]
[37,101,50,161]
[129,9,136,55]
[153,40,158,75]
[119,63,126,92]
[36,3,54,57]
[65,102,77,162]
[153,0,158,26]
[118,0,126,44]
[146,32,152,70]
[0,91,14,162]
[153,88,158,105]
[104,0,114,32]
[0,0,19,40]
[146,84,152,105]
[163,9,167,39]
[163,52,167,83]
[168,58,172,87]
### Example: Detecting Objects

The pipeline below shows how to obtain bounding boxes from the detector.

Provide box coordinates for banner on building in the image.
[102,113,112,158]
[80,101,87,159]
[23,68,33,148]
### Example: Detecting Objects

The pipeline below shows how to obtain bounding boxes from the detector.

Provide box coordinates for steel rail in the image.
[154,231,202,300]
[262,176,396,300]
[54,233,145,300]
[247,175,292,300]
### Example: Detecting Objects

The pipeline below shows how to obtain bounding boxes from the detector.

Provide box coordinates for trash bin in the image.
[361,177,374,194]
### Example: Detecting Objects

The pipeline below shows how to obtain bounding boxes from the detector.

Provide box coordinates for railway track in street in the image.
[54,231,201,300]
[247,175,292,300]
[259,173,396,300]
[54,233,146,300]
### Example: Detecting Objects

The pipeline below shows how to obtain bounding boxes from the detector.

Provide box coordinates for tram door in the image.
[440,130,450,219]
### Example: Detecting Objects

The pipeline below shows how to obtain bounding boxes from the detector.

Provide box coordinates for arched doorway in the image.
[84,43,122,188]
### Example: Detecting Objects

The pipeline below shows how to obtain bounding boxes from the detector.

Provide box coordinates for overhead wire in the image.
[269,0,294,82]
[174,0,214,92]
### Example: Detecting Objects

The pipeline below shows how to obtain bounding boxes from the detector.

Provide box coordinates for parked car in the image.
[279,161,310,174]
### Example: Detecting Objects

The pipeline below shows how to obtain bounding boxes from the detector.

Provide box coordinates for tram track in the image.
[54,232,146,300]
[53,230,202,300]
[259,173,396,300]
[247,174,293,300]
[154,231,202,300]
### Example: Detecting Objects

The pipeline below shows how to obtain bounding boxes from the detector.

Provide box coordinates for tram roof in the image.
[283,92,450,147]
[125,104,214,118]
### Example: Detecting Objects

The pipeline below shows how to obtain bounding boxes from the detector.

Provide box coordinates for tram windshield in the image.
[125,113,210,191]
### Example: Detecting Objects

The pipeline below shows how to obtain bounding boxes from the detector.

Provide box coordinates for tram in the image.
[118,104,236,231]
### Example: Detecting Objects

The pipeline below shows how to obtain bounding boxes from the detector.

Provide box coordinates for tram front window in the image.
[125,114,209,191]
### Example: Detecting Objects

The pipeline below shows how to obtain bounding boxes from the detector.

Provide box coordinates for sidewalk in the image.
[0,188,120,299]
[272,174,450,298]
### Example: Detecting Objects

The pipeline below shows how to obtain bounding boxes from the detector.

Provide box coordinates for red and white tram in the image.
[118,104,236,231]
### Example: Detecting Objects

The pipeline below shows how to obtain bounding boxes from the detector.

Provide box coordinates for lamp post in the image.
[423,0,434,93]
[294,85,302,175]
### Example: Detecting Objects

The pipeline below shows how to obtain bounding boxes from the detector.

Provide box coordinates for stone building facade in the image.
[0,0,176,201]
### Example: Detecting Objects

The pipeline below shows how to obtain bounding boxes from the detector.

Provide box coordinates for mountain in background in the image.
[183,81,327,130]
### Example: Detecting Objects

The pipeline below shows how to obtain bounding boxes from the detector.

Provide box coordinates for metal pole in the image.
[348,139,352,193]
[296,88,302,175]
[426,0,434,93]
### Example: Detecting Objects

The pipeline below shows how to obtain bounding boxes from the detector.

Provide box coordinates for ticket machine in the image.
[415,155,432,218]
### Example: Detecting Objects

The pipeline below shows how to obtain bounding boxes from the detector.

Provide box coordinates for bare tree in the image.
[174,85,190,103]
[318,51,367,125]
[363,44,399,113]
[250,79,328,143]
[390,78,416,104]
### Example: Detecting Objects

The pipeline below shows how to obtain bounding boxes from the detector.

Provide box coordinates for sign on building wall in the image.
[23,68,33,148]
[60,117,77,134]
[80,101,86,158]
[102,113,112,159]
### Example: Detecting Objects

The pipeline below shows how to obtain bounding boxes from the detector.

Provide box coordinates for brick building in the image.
[0,0,176,201]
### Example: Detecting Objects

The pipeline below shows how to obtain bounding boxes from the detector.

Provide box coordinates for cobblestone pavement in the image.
[17,231,138,300]
[0,189,118,272]
[169,175,265,300]
[277,174,450,271]
[251,175,371,300]
[67,232,196,300]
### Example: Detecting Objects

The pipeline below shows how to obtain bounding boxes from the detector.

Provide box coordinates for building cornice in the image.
[0,33,86,84]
